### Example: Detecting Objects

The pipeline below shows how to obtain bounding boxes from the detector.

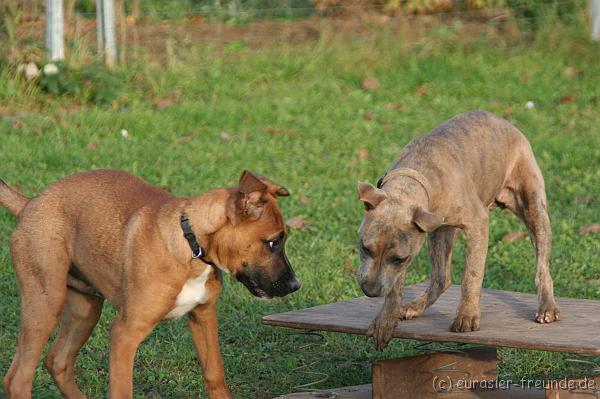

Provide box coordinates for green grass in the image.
[1,17,600,399]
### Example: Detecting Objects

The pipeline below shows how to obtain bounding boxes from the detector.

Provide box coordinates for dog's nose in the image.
[360,281,381,297]
[289,278,301,293]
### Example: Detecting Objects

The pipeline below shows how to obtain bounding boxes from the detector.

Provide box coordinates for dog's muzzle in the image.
[360,280,383,298]
[236,268,301,298]
[272,273,301,297]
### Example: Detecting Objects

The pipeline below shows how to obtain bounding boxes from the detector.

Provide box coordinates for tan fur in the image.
[1,169,299,399]
[358,110,559,350]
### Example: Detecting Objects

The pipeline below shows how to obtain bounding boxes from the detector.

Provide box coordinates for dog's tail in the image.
[0,178,30,217]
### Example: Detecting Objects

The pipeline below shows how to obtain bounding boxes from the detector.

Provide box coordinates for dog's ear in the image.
[412,206,444,232]
[275,187,289,196]
[239,170,268,194]
[253,173,290,198]
[235,171,269,221]
[358,182,387,211]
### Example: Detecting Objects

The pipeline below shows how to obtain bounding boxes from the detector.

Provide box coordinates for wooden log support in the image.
[372,346,498,399]
[274,354,599,399]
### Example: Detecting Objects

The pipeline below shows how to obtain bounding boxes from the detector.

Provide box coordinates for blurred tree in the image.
[1,0,22,63]
[65,0,76,21]
[505,0,579,30]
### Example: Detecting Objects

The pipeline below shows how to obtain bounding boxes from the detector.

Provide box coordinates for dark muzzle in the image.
[236,267,301,298]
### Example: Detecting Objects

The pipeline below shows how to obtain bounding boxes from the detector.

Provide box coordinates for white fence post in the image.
[46,0,64,61]
[102,0,117,66]
[96,0,104,52]
[96,0,117,67]
[592,0,600,41]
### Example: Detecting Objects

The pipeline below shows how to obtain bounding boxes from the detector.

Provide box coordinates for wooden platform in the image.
[263,284,600,355]
[274,384,544,399]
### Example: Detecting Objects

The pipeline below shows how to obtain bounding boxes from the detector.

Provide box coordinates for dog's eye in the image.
[360,241,373,258]
[266,238,280,252]
[391,256,408,266]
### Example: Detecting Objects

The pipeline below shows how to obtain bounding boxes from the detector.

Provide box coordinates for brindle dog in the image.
[357,110,559,350]
[1,169,300,399]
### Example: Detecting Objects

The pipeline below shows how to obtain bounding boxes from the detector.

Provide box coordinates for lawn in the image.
[1,13,600,398]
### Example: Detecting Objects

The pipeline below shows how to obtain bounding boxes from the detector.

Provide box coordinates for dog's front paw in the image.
[450,311,480,332]
[367,312,399,351]
[206,385,232,399]
[536,301,560,324]
[398,304,423,320]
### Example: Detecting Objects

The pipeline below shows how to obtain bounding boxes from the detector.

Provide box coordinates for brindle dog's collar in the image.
[180,214,211,263]
[377,167,433,206]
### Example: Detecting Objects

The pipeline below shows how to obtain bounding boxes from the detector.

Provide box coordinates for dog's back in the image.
[396,110,526,166]
[1,170,175,303]
[31,169,172,218]
[1,169,172,220]
[392,110,533,204]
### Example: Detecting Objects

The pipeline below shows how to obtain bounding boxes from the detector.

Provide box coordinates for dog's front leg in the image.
[188,303,232,399]
[400,226,459,320]
[451,219,489,332]
[367,272,405,350]
[109,314,158,398]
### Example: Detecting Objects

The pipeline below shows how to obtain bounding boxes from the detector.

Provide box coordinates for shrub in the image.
[311,0,504,14]
[310,0,580,18]
[78,63,124,105]
[505,0,580,30]
[38,61,80,96]
[38,61,124,105]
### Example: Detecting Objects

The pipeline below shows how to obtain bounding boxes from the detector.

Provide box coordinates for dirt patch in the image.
[11,9,524,64]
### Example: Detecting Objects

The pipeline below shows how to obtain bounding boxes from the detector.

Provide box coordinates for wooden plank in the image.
[273,385,371,399]
[263,285,600,355]
[372,347,498,399]
[275,384,544,399]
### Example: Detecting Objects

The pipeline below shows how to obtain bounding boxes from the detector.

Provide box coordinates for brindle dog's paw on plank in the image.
[357,110,559,350]
[1,169,300,399]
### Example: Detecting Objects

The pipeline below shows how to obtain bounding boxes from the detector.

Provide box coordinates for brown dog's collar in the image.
[377,167,433,206]
[180,214,207,260]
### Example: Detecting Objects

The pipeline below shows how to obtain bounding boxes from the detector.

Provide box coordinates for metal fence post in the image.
[102,0,117,66]
[96,0,104,52]
[96,0,117,66]
[46,0,64,61]
[592,0,600,41]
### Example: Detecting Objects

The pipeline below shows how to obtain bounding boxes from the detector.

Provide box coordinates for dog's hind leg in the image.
[500,154,559,324]
[522,189,559,323]
[3,233,70,399]
[44,289,104,399]
[399,226,459,320]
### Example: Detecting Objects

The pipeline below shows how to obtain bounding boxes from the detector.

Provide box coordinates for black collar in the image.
[180,214,208,261]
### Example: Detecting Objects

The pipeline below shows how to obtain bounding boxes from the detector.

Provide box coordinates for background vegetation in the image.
[1,1,599,398]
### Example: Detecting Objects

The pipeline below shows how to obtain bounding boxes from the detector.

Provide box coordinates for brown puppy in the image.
[1,169,300,399]
[357,110,559,350]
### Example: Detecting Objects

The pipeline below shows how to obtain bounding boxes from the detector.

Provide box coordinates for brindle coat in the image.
[1,169,300,398]
[357,110,559,350]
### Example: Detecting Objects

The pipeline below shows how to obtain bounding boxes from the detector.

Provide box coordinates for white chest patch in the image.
[164,267,213,320]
